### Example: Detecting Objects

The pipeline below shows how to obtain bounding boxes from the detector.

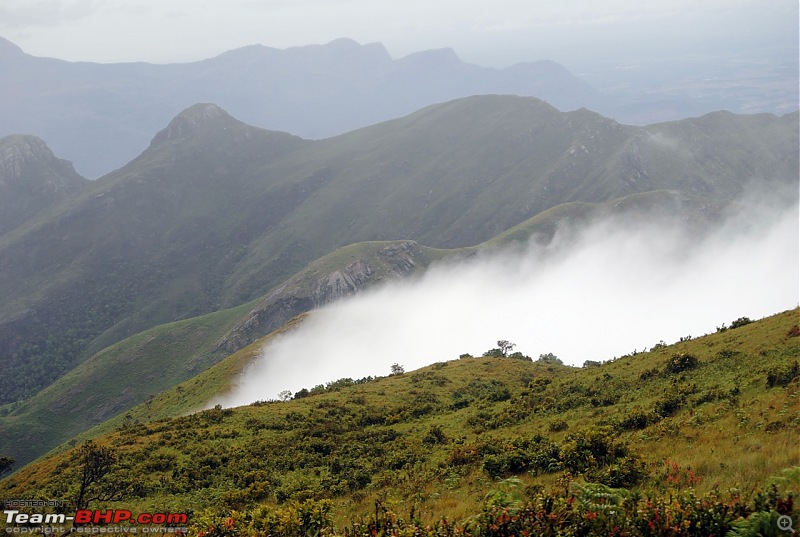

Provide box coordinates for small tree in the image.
[278,390,293,401]
[73,441,126,510]
[730,316,753,329]
[497,340,516,357]
[390,363,405,376]
[508,351,532,361]
[537,353,563,365]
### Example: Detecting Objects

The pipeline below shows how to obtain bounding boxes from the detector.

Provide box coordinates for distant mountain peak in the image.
[149,103,237,147]
[325,37,363,49]
[0,135,57,184]
[399,47,461,68]
[0,134,86,235]
[0,36,25,59]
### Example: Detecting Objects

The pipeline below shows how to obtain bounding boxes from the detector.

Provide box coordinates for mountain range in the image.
[0,94,797,467]
[2,35,796,179]
[0,36,598,178]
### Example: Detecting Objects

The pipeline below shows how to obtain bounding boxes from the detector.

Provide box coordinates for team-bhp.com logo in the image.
[73,511,187,526]
[4,509,188,534]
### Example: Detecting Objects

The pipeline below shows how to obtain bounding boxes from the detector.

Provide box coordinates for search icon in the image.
[778,515,795,534]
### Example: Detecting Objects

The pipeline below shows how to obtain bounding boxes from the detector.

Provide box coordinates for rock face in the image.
[0,134,87,234]
[216,241,423,353]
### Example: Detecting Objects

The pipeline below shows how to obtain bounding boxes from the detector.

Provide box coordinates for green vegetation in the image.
[2,309,797,535]
[0,97,796,411]
[0,99,797,536]
[0,300,255,467]
[0,456,13,477]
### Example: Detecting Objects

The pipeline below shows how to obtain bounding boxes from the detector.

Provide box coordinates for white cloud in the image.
[216,191,799,407]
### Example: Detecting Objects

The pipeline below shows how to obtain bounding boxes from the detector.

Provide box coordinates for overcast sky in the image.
[0,0,797,69]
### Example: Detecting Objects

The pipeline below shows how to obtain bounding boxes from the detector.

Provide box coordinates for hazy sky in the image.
[1,0,797,68]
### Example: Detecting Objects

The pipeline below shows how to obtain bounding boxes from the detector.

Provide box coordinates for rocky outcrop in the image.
[0,134,87,234]
[0,135,81,188]
[215,240,424,353]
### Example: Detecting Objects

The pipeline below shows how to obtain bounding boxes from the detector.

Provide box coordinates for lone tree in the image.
[497,340,516,357]
[483,340,518,358]
[73,441,126,510]
[390,363,405,375]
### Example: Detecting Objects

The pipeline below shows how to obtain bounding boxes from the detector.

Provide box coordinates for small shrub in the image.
[654,394,684,418]
[766,361,799,388]
[665,353,699,374]
[617,410,653,431]
[590,394,619,407]
[716,348,740,359]
[537,353,563,365]
[639,367,660,380]
[765,420,785,433]
[586,455,647,487]
[651,340,668,351]
[422,424,448,445]
[730,316,753,329]
[560,427,632,474]
[549,420,569,432]
[527,377,552,392]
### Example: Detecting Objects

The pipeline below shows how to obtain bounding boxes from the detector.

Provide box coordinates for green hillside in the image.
[0,189,734,469]
[0,240,440,467]
[0,97,795,409]
[0,301,254,467]
[1,309,797,535]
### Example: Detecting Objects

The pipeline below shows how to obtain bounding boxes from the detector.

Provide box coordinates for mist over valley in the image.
[0,7,798,530]
[219,190,799,405]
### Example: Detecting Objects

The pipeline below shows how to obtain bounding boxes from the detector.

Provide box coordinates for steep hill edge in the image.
[0,189,734,468]
[1,308,797,528]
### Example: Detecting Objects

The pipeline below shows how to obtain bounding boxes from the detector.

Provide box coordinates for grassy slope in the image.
[2,309,797,527]
[0,301,254,466]
[0,239,449,468]
[0,190,734,469]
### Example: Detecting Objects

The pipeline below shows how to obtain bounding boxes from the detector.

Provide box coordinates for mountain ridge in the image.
[0,35,600,177]
[0,96,795,464]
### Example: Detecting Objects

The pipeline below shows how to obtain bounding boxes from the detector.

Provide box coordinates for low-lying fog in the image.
[217,192,799,406]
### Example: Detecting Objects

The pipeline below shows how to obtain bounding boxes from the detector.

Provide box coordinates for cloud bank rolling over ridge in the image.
[218,192,799,406]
